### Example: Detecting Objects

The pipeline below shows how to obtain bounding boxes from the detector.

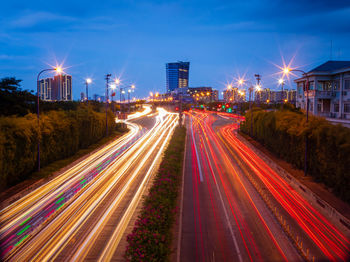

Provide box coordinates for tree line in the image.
[0,77,118,190]
[240,109,350,203]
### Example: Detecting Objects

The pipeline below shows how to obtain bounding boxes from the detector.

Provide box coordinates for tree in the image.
[0,77,36,116]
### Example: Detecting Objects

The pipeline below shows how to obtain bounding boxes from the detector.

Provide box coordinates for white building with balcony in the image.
[294,61,350,119]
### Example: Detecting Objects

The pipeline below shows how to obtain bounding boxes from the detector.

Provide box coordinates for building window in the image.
[345,79,350,90]
[323,81,332,91]
[334,103,339,112]
[344,103,350,113]
[308,81,315,90]
[317,103,321,112]
[333,80,340,91]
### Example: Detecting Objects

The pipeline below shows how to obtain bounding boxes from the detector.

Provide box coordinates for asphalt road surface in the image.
[0,107,179,261]
[179,110,349,262]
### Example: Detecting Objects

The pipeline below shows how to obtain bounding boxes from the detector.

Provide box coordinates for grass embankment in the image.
[125,126,186,261]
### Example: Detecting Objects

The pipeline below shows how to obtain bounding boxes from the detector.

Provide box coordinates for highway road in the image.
[179,110,349,262]
[0,106,179,261]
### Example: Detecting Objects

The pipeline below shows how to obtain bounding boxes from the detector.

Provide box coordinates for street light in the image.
[283,67,310,177]
[238,78,255,136]
[36,66,62,171]
[110,83,117,113]
[279,78,285,106]
[85,78,92,103]
[128,86,135,112]
[105,73,112,137]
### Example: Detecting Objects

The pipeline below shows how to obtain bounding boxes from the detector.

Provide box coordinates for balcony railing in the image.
[304,90,336,98]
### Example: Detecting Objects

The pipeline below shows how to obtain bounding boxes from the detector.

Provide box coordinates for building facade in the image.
[166,61,190,92]
[187,87,218,103]
[38,78,53,101]
[38,74,72,101]
[224,88,246,103]
[294,61,350,119]
[253,88,296,104]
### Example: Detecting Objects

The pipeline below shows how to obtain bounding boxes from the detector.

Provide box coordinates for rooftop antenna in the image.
[330,39,333,61]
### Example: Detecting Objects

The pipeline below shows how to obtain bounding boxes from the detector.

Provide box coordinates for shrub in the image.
[0,105,116,190]
[240,109,350,203]
[125,126,186,261]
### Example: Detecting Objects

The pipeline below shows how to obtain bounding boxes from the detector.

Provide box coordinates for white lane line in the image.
[177,116,188,262]
[200,117,243,262]
[190,116,204,182]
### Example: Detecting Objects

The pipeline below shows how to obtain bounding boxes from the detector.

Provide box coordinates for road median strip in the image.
[125,126,186,261]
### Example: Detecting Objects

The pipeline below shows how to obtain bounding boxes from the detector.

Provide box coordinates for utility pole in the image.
[249,87,253,136]
[254,74,261,106]
[105,74,111,137]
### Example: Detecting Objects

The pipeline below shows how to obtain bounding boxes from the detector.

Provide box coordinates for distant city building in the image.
[81,92,85,101]
[294,60,350,119]
[187,87,218,103]
[38,78,53,101]
[166,61,190,92]
[224,88,246,103]
[254,89,296,104]
[255,89,271,103]
[287,90,297,104]
[38,74,72,101]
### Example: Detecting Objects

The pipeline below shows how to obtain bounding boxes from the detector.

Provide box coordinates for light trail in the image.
[1,108,179,261]
[0,125,142,258]
[220,124,350,261]
[121,104,152,121]
[97,115,178,261]
[185,111,292,261]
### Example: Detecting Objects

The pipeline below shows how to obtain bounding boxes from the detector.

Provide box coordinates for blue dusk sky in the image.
[1,0,350,100]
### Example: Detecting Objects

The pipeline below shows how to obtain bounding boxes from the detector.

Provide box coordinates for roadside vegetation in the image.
[240,108,350,203]
[0,77,124,191]
[125,126,186,261]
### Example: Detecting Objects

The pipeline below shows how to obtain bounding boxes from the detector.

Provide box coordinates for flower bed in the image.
[125,126,186,261]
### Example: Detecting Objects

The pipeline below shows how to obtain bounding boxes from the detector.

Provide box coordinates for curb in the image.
[237,133,350,235]
[176,116,187,262]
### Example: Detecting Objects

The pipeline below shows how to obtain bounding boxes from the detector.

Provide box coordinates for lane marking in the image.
[192,113,243,262]
[190,116,203,182]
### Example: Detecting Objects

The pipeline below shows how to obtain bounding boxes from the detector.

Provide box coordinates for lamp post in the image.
[85,78,92,104]
[283,67,310,177]
[238,78,255,136]
[105,73,112,137]
[279,78,285,109]
[36,66,62,171]
[110,84,116,113]
[129,85,135,113]
[255,84,262,107]
[128,89,131,112]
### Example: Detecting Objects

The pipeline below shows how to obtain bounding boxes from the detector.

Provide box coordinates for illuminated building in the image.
[166,61,190,92]
[294,60,350,119]
[38,74,72,101]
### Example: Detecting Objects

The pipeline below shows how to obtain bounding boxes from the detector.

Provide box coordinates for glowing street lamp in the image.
[36,66,63,171]
[279,78,285,104]
[238,78,255,135]
[85,78,92,102]
[282,66,310,177]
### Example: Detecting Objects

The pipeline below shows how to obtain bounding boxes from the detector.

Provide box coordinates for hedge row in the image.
[0,105,116,190]
[240,109,350,203]
[125,126,186,261]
